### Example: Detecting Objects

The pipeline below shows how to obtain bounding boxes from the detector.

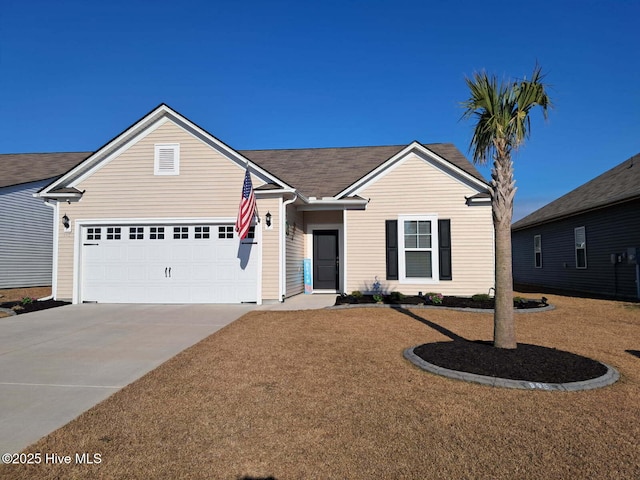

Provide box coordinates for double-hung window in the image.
[575,226,587,268]
[534,235,542,268]
[398,215,438,282]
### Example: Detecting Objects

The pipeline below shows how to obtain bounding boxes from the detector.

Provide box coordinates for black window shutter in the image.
[438,219,452,280]
[385,220,398,280]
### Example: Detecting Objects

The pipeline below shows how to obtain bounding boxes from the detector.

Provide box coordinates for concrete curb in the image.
[403,346,619,391]
[329,303,556,314]
[0,307,17,317]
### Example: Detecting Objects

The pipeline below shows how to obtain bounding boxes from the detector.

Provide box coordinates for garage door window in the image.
[150,227,165,240]
[129,227,144,240]
[106,227,121,240]
[219,226,234,239]
[195,226,210,239]
[174,227,189,239]
[87,228,101,240]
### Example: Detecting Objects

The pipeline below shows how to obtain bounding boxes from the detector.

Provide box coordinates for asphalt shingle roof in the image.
[240,143,486,198]
[512,152,640,230]
[0,152,92,189]
[1,144,485,199]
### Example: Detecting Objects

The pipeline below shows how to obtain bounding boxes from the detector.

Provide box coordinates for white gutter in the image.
[280,192,298,302]
[297,197,368,211]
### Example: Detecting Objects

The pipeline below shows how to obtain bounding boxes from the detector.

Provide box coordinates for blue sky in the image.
[1,0,638,221]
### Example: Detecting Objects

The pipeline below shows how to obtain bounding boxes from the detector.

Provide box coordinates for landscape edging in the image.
[328,303,556,314]
[403,346,620,391]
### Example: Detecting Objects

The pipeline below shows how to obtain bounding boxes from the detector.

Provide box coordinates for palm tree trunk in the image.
[491,153,517,349]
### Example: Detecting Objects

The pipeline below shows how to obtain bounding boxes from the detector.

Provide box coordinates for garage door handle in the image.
[165,267,168,278]
[168,267,172,278]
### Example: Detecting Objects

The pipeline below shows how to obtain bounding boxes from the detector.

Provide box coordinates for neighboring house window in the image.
[534,235,542,268]
[129,227,144,240]
[150,227,165,240]
[218,226,234,239]
[154,144,180,175]
[106,227,121,240]
[575,227,587,268]
[397,215,439,282]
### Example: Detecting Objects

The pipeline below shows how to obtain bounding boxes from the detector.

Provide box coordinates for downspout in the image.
[280,193,298,302]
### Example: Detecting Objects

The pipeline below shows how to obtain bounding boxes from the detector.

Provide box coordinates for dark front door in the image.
[313,230,339,290]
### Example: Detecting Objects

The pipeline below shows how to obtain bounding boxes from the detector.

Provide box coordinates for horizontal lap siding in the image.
[56,121,274,300]
[513,198,640,299]
[347,154,494,296]
[285,204,304,297]
[0,180,54,288]
[259,197,280,301]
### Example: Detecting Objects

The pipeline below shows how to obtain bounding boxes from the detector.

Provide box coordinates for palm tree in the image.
[462,66,551,349]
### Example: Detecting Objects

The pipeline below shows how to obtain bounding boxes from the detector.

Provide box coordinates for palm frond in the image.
[461,65,551,165]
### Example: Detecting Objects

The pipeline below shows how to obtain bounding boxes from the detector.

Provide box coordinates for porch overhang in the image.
[296,196,368,211]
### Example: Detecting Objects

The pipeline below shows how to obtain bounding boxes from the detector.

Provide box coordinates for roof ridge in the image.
[239,142,453,153]
[239,144,407,153]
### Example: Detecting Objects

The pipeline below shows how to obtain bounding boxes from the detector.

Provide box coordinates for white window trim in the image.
[398,214,439,284]
[534,234,542,268]
[154,143,180,175]
[575,226,587,269]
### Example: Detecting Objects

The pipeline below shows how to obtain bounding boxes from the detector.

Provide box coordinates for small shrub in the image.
[351,290,363,298]
[389,291,406,302]
[21,297,34,306]
[513,296,526,303]
[472,293,492,302]
[373,294,384,303]
[427,292,443,305]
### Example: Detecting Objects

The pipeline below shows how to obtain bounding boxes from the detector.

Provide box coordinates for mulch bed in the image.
[0,299,70,315]
[413,340,608,384]
[335,294,547,309]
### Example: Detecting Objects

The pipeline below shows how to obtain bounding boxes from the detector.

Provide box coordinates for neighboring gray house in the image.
[0,152,90,288]
[512,153,640,300]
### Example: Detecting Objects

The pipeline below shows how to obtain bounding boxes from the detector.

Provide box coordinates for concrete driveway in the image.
[0,303,254,455]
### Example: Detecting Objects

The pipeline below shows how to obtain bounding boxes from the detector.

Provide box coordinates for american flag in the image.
[235,167,256,240]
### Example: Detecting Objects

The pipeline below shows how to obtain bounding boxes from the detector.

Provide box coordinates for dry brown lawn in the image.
[0,286,51,303]
[1,293,639,479]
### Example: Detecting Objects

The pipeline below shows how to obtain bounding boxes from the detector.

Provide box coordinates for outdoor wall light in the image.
[62,214,70,230]
[265,211,272,227]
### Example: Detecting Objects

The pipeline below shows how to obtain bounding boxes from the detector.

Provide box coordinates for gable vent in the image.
[154,144,180,175]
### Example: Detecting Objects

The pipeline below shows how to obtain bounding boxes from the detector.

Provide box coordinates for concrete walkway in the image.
[258,293,337,310]
[0,303,253,455]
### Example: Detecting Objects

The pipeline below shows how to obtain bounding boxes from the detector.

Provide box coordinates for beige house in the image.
[37,104,494,304]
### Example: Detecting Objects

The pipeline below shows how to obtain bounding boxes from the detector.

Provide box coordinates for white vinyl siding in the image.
[575,226,587,269]
[285,203,305,297]
[534,234,542,268]
[154,143,180,175]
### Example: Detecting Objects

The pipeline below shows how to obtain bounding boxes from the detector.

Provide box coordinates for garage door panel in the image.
[81,224,258,304]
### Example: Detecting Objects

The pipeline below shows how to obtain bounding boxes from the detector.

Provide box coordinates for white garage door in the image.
[81,224,259,304]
